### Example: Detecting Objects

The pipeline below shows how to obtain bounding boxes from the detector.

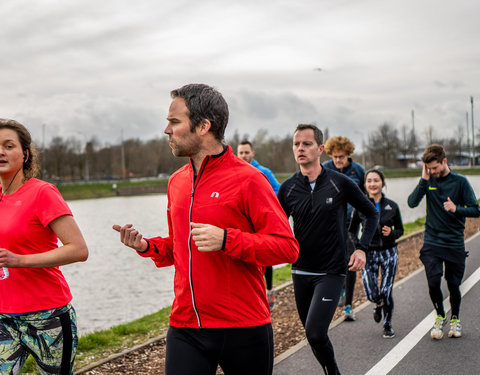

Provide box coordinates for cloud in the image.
[226,89,321,139]
[1,0,479,153]
[4,92,164,146]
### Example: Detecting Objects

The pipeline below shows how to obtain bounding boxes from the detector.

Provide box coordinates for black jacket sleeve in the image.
[348,208,361,246]
[391,202,404,240]
[408,178,428,208]
[456,178,480,218]
[277,181,291,217]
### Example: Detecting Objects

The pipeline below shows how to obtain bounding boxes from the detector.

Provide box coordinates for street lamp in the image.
[121,128,126,179]
[471,97,475,166]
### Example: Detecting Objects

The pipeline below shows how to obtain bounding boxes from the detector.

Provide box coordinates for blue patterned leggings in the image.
[361,247,398,326]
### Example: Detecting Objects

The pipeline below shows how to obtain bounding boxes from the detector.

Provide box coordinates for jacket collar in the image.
[189,145,230,176]
[297,166,325,186]
[368,193,385,205]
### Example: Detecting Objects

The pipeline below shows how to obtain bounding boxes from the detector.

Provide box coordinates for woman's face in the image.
[365,172,384,196]
[0,128,24,179]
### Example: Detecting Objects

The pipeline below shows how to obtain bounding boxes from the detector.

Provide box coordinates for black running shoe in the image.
[373,305,382,323]
[383,325,395,339]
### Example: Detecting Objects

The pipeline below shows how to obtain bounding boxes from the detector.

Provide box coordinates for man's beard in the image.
[171,138,201,158]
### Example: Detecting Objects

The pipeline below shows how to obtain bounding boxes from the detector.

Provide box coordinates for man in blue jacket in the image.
[408,144,480,340]
[237,140,280,194]
[238,140,280,309]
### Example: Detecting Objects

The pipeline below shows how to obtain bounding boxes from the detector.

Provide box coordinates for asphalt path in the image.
[274,232,480,375]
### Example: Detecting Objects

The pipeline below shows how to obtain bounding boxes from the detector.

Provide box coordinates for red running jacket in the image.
[139,146,299,328]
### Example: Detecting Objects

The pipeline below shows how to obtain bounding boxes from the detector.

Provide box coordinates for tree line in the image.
[39,122,475,181]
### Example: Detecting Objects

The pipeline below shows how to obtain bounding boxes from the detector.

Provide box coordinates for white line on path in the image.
[365,265,480,375]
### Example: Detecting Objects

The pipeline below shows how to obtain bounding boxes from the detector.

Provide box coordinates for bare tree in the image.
[367,123,401,168]
[424,126,435,145]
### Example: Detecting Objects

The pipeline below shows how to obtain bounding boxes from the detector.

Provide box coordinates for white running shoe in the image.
[448,318,462,338]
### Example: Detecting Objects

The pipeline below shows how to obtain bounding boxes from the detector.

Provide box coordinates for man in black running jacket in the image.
[278,124,378,375]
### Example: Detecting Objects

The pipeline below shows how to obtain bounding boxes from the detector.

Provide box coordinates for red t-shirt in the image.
[0,178,73,313]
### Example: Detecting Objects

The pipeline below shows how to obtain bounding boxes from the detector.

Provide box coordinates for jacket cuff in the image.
[136,238,158,258]
[221,229,227,251]
[356,244,368,252]
[136,238,150,253]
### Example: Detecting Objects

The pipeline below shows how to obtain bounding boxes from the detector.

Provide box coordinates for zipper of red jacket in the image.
[187,156,210,328]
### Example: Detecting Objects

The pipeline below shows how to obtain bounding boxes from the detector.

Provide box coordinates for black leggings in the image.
[344,270,356,306]
[427,274,462,318]
[165,324,273,375]
[344,235,356,306]
[420,245,466,319]
[293,274,344,375]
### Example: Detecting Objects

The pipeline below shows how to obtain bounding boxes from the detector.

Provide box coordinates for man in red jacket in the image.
[113,83,299,375]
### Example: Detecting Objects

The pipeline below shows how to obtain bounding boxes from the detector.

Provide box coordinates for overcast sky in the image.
[1,0,479,152]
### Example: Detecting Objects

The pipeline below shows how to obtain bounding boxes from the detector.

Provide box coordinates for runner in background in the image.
[408,144,480,340]
[237,140,280,309]
[349,169,403,338]
[278,124,377,375]
[323,136,365,321]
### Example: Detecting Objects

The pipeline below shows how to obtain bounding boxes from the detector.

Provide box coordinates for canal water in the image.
[62,175,480,335]
[63,194,174,335]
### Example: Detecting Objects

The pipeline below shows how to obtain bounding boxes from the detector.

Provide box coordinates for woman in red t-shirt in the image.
[0,119,88,374]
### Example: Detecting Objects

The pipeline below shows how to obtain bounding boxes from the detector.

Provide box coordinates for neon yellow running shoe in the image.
[430,315,446,340]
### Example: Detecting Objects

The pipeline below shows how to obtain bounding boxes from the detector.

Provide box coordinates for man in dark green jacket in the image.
[408,144,480,340]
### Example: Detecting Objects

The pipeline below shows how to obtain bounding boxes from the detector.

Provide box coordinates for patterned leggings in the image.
[0,304,77,375]
[361,247,398,326]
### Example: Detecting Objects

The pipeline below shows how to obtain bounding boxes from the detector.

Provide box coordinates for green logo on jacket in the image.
[428,186,438,191]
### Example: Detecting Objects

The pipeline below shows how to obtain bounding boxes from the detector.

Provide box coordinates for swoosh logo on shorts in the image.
[322,297,333,302]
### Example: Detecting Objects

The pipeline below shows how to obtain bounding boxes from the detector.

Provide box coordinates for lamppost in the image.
[466,112,471,167]
[471,97,475,166]
[41,123,47,177]
[121,128,126,179]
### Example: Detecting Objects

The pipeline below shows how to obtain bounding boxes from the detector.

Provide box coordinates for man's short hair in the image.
[171,84,229,141]
[324,136,355,156]
[295,124,323,145]
[422,144,445,163]
[239,140,253,149]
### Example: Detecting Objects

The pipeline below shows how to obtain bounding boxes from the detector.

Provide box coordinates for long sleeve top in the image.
[137,146,299,329]
[278,168,378,275]
[408,171,480,248]
[349,195,404,251]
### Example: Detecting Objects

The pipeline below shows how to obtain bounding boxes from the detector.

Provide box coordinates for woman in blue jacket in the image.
[349,169,404,338]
